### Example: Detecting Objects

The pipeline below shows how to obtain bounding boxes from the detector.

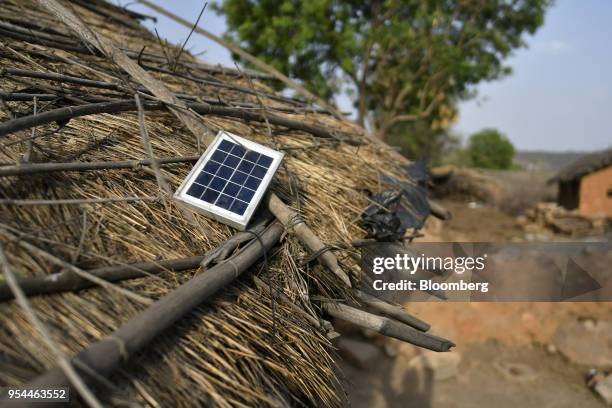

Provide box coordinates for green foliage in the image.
[385,120,450,164]
[215,0,550,142]
[466,129,515,169]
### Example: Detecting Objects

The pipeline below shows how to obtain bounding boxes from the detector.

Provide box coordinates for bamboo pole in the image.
[428,199,451,220]
[21,221,284,398]
[354,290,430,332]
[266,194,351,287]
[320,302,454,352]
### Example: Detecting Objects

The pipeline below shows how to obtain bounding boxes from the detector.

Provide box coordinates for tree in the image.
[215,0,550,140]
[466,128,515,169]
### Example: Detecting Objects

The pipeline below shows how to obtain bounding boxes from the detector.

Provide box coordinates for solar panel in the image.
[174,131,284,230]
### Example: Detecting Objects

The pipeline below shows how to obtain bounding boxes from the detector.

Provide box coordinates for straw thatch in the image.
[549,147,612,183]
[0,1,441,406]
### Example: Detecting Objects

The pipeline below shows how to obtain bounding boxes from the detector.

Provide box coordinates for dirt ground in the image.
[340,199,612,407]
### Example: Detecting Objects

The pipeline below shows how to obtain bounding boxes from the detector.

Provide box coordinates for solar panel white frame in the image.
[174,131,284,230]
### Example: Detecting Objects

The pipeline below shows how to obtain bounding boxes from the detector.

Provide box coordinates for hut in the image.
[0,1,451,406]
[549,148,612,217]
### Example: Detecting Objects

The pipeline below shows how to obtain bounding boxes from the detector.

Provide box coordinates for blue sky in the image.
[123,0,611,152]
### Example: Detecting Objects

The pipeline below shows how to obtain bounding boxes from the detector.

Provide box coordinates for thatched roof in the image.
[0,1,448,406]
[549,148,612,183]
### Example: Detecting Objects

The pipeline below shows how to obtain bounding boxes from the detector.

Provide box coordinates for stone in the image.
[407,351,461,381]
[554,320,612,367]
[337,338,382,369]
[594,375,612,405]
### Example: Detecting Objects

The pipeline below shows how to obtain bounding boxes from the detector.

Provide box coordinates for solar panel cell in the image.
[186,183,205,198]
[211,150,227,163]
[231,144,246,157]
[245,150,260,163]
[237,187,255,202]
[238,160,254,174]
[230,200,248,215]
[217,165,233,179]
[223,181,241,196]
[257,155,273,168]
[230,171,248,184]
[216,194,234,209]
[210,176,227,192]
[224,154,240,167]
[245,175,261,191]
[195,172,211,185]
[201,188,220,203]
[203,160,220,175]
[218,139,234,152]
[251,165,267,178]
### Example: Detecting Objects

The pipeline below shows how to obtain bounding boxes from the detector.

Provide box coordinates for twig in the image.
[1,67,122,90]
[22,96,36,162]
[173,1,207,70]
[134,94,172,196]
[0,243,104,408]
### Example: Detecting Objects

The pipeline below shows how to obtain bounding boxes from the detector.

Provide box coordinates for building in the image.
[550,148,612,217]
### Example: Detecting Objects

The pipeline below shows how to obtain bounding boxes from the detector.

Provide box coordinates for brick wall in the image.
[579,165,612,217]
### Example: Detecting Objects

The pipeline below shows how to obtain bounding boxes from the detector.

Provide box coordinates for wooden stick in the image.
[266,194,351,287]
[134,93,172,196]
[135,0,345,119]
[0,155,199,177]
[0,196,159,206]
[0,99,359,145]
[0,229,152,304]
[0,255,206,302]
[1,67,122,90]
[354,290,430,332]
[428,199,451,220]
[0,92,58,101]
[0,244,103,408]
[320,302,454,352]
[22,221,284,393]
[36,0,211,143]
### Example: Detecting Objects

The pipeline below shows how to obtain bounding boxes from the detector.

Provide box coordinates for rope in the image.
[300,244,334,266]
[284,213,304,231]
